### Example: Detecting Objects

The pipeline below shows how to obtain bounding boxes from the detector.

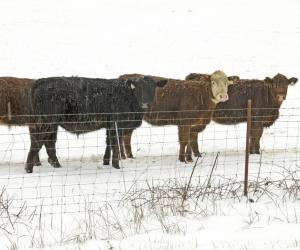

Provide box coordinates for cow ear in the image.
[125,79,136,90]
[130,82,136,89]
[228,76,239,85]
[186,73,201,80]
[143,76,152,81]
[156,79,168,88]
[264,77,273,85]
[288,77,298,85]
[185,73,196,80]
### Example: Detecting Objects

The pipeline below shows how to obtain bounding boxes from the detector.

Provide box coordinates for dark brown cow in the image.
[0,77,41,166]
[119,71,235,162]
[0,77,33,125]
[185,73,297,157]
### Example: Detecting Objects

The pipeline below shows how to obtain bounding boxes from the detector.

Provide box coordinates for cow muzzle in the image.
[215,93,229,103]
[277,95,285,102]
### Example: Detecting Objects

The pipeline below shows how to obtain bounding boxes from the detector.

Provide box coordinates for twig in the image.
[254,150,263,195]
[181,154,204,210]
[201,152,220,201]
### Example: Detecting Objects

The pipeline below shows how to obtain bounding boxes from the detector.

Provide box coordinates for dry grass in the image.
[1,162,300,249]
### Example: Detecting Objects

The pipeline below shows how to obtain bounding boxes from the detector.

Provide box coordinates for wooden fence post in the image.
[7,102,11,121]
[244,99,252,196]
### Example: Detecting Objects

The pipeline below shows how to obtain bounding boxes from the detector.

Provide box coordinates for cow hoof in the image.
[194,152,203,157]
[250,149,260,154]
[185,154,193,162]
[48,158,62,168]
[25,167,33,173]
[53,163,62,168]
[126,154,134,159]
[34,162,42,166]
[186,158,193,163]
[179,155,185,162]
[103,159,110,165]
[120,154,127,160]
[112,163,120,169]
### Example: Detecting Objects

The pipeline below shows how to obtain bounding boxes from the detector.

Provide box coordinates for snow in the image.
[1,0,300,249]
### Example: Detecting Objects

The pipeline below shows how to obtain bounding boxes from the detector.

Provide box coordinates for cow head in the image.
[185,72,239,103]
[126,76,168,109]
[210,70,237,103]
[264,74,298,104]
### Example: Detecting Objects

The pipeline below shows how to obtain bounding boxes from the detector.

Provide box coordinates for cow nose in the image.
[218,93,229,102]
[277,95,284,102]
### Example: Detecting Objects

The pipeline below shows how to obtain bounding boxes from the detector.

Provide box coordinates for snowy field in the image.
[1,0,300,249]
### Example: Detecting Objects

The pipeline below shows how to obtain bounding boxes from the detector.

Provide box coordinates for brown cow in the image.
[118,71,235,162]
[185,73,297,157]
[0,77,41,166]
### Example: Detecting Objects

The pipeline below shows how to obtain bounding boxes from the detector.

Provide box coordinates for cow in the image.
[25,76,167,173]
[0,77,42,166]
[117,74,170,159]
[117,71,235,162]
[185,73,298,157]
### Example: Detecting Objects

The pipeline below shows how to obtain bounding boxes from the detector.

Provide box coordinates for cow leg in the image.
[186,125,206,161]
[104,126,121,169]
[33,154,42,166]
[103,129,111,165]
[119,129,127,160]
[25,127,44,173]
[178,126,190,163]
[185,144,193,162]
[191,134,202,157]
[186,132,199,162]
[250,123,263,154]
[123,129,134,158]
[185,129,194,162]
[190,125,206,157]
[27,127,42,166]
[111,127,120,169]
[44,125,61,168]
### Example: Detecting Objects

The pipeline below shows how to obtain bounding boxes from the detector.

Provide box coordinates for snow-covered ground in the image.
[1,0,300,249]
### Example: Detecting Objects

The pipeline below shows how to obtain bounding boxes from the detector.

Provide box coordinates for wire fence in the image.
[1,106,300,220]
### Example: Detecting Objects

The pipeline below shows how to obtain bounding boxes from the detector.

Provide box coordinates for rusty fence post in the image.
[244,99,252,196]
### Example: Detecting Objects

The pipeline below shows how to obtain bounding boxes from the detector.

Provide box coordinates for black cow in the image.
[25,76,167,173]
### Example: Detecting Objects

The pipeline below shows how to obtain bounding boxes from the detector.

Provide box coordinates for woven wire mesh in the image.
[1,105,300,218]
